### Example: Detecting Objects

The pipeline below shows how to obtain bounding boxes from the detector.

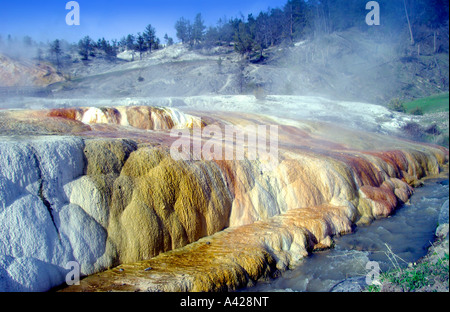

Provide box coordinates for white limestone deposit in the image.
[0,137,108,291]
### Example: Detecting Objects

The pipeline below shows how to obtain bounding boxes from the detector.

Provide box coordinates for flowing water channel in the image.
[244,178,449,292]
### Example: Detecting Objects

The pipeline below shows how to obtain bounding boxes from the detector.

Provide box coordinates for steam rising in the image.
[0,1,448,124]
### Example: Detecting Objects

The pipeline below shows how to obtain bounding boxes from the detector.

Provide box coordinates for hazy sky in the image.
[0,0,288,43]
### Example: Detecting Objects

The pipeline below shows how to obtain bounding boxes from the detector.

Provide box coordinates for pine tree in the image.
[154,37,161,50]
[175,17,192,44]
[50,39,62,70]
[164,33,174,46]
[234,18,254,56]
[136,33,146,60]
[216,17,234,44]
[192,13,206,46]
[268,8,285,46]
[118,36,127,51]
[255,12,270,57]
[78,36,93,61]
[126,34,135,51]
[108,39,118,59]
[205,26,219,47]
[143,24,156,53]
[284,0,309,42]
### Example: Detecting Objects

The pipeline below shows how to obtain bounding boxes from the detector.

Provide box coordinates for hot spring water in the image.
[245,178,449,292]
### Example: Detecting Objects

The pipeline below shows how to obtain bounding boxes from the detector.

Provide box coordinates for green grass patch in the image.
[403,92,449,115]
[365,253,449,292]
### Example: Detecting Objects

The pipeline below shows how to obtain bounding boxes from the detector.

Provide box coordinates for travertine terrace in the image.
[0,105,448,292]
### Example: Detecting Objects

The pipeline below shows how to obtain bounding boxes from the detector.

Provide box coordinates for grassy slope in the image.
[397,92,449,148]
[366,253,449,292]
[403,92,449,114]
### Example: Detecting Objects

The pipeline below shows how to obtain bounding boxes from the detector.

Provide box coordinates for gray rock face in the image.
[438,199,449,226]
[436,199,449,239]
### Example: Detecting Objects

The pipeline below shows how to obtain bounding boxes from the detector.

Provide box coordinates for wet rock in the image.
[436,200,449,239]
[330,277,367,292]
[313,236,334,251]
[438,200,449,226]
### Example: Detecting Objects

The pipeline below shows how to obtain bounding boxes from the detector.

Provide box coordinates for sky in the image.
[0,0,288,44]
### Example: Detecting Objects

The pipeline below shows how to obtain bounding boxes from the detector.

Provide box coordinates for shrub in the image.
[388,98,406,113]
[425,124,441,136]
[410,106,424,116]
[401,122,424,139]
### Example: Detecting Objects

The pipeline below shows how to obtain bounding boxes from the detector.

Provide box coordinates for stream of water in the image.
[245,178,449,292]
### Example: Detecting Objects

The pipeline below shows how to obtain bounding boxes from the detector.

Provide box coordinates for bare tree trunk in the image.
[434,56,446,88]
[55,53,61,72]
[433,31,437,54]
[237,58,246,94]
[289,3,294,43]
[403,0,415,45]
